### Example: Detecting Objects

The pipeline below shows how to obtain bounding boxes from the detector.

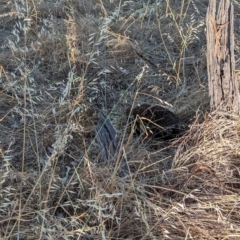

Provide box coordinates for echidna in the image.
[126,104,184,139]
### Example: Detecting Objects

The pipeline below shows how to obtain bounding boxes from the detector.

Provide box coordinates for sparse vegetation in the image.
[0,0,240,239]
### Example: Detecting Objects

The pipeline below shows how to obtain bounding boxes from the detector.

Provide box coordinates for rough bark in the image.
[206,0,240,114]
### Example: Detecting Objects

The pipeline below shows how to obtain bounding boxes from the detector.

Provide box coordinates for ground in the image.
[1,0,240,239]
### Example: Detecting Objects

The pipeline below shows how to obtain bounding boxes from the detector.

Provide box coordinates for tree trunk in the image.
[206,0,240,114]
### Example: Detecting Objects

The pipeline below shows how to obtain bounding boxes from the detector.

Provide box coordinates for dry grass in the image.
[0,0,240,239]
